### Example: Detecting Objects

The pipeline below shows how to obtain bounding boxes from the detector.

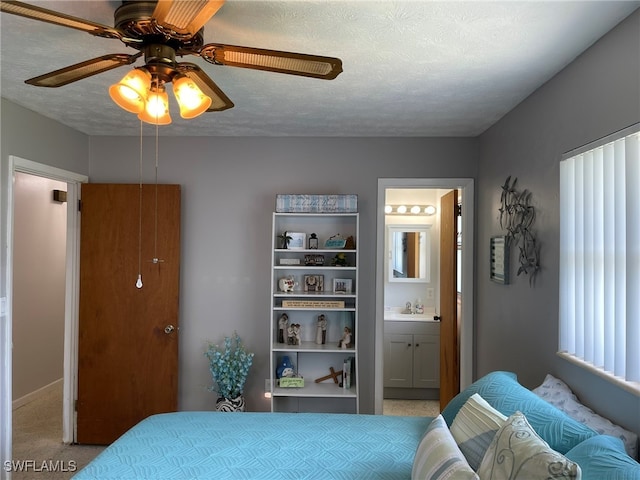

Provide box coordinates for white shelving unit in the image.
[270,212,359,413]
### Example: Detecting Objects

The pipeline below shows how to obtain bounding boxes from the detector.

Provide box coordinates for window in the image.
[559,125,639,393]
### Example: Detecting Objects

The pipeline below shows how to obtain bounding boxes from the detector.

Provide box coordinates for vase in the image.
[215,395,246,412]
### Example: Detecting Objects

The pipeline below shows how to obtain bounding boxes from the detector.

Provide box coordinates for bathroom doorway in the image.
[375,178,474,415]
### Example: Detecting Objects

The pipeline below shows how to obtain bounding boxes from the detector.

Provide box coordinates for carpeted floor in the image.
[11,385,105,480]
[383,399,440,417]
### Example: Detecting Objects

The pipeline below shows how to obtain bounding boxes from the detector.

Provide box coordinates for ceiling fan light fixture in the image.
[109,68,151,114]
[172,75,212,119]
[138,85,172,125]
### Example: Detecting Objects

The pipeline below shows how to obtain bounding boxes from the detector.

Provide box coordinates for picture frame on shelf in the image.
[287,232,306,250]
[333,278,352,294]
[304,275,324,292]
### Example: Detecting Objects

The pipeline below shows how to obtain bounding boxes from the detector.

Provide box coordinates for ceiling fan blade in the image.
[175,63,234,111]
[153,0,224,37]
[199,44,343,80]
[25,53,142,88]
[0,0,122,39]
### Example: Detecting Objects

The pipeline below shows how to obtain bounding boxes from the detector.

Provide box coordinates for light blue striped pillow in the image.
[450,393,507,470]
[412,415,479,480]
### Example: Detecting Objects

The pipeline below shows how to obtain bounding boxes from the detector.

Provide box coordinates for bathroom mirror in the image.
[388,225,431,283]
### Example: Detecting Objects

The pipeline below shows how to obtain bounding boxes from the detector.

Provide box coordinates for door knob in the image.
[164,325,175,334]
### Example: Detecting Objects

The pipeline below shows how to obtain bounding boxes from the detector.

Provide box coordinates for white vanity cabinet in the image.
[384,321,440,390]
[270,212,359,413]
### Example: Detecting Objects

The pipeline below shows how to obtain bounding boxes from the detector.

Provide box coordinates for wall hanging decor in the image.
[499,176,540,286]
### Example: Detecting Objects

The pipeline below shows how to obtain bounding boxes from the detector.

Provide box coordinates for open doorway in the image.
[4,156,87,460]
[375,178,474,415]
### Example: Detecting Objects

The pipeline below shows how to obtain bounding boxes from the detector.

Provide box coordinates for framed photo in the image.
[287,232,306,250]
[333,278,352,294]
[304,274,324,292]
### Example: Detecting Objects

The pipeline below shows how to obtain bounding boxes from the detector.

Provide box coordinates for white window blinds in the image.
[559,125,640,389]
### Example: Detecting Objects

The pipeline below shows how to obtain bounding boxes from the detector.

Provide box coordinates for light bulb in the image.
[138,87,171,125]
[425,205,437,215]
[411,205,421,214]
[109,69,150,114]
[397,205,407,214]
[384,205,392,214]
[173,75,212,119]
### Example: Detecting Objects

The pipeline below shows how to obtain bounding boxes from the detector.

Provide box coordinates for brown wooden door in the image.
[77,184,180,444]
[439,189,459,410]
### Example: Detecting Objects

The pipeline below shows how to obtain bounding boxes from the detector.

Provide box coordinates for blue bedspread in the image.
[73,412,432,480]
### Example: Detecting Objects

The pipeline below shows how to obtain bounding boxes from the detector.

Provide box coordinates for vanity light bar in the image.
[384,204,436,216]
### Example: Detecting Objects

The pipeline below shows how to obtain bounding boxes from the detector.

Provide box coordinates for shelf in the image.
[271,210,359,413]
[273,265,357,270]
[273,383,356,398]
[274,291,356,298]
[275,248,356,254]
[273,341,356,353]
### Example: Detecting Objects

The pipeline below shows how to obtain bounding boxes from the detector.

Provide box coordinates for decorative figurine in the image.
[278,313,289,343]
[276,356,294,378]
[292,323,301,345]
[345,235,355,249]
[287,325,295,345]
[331,252,347,267]
[278,231,292,249]
[316,314,327,344]
[278,276,296,292]
[338,327,352,349]
[308,233,319,249]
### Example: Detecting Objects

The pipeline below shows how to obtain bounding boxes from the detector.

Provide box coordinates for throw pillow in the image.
[450,393,507,470]
[565,435,640,480]
[533,373,638,459]
[441,371,597,454]
[477,411,581,480]
[412,414,479,480]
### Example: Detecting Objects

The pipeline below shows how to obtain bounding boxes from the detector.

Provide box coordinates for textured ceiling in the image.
[1,1,638,137]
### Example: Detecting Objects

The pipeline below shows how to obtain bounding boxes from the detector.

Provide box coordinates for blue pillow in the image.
[441,371,597,454]
[566,435,640,480]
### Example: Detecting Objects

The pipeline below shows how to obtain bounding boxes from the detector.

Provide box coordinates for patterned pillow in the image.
[450,393,507,470]
[412,415,479,480]
[533,373,638,459]
[441,371,597,454]
[478,411,581,480]
[565,434,640,480]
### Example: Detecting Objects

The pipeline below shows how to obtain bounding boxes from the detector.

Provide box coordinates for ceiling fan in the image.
[0,0,343,122]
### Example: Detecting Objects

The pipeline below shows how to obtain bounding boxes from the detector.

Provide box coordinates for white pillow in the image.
[478,411,582,480]
[533,373,638,459]
[412,414,479,480]
[450,393,507,470]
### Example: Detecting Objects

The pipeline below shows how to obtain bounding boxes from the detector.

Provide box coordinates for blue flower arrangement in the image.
[205,332,254,400]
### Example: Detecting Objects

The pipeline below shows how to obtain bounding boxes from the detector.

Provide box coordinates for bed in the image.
[72,411,432,479]
[73,372,640,479]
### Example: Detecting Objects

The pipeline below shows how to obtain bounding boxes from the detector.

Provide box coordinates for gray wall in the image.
[12,173,67,401]
[476,10,640,434]
[87,136,478,413]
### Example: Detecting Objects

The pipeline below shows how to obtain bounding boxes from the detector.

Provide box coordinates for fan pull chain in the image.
[150,100,164,265]
[136,119,144,289]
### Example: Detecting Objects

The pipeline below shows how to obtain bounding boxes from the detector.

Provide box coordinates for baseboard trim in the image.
[12,378,63,410]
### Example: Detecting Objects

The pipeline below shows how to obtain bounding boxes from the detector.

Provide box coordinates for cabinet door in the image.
[384,334,413,388]
[413,334,440,388]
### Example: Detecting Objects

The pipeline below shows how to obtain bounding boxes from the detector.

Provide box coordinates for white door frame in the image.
[4,156,87,451]
[375,178,474,414]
